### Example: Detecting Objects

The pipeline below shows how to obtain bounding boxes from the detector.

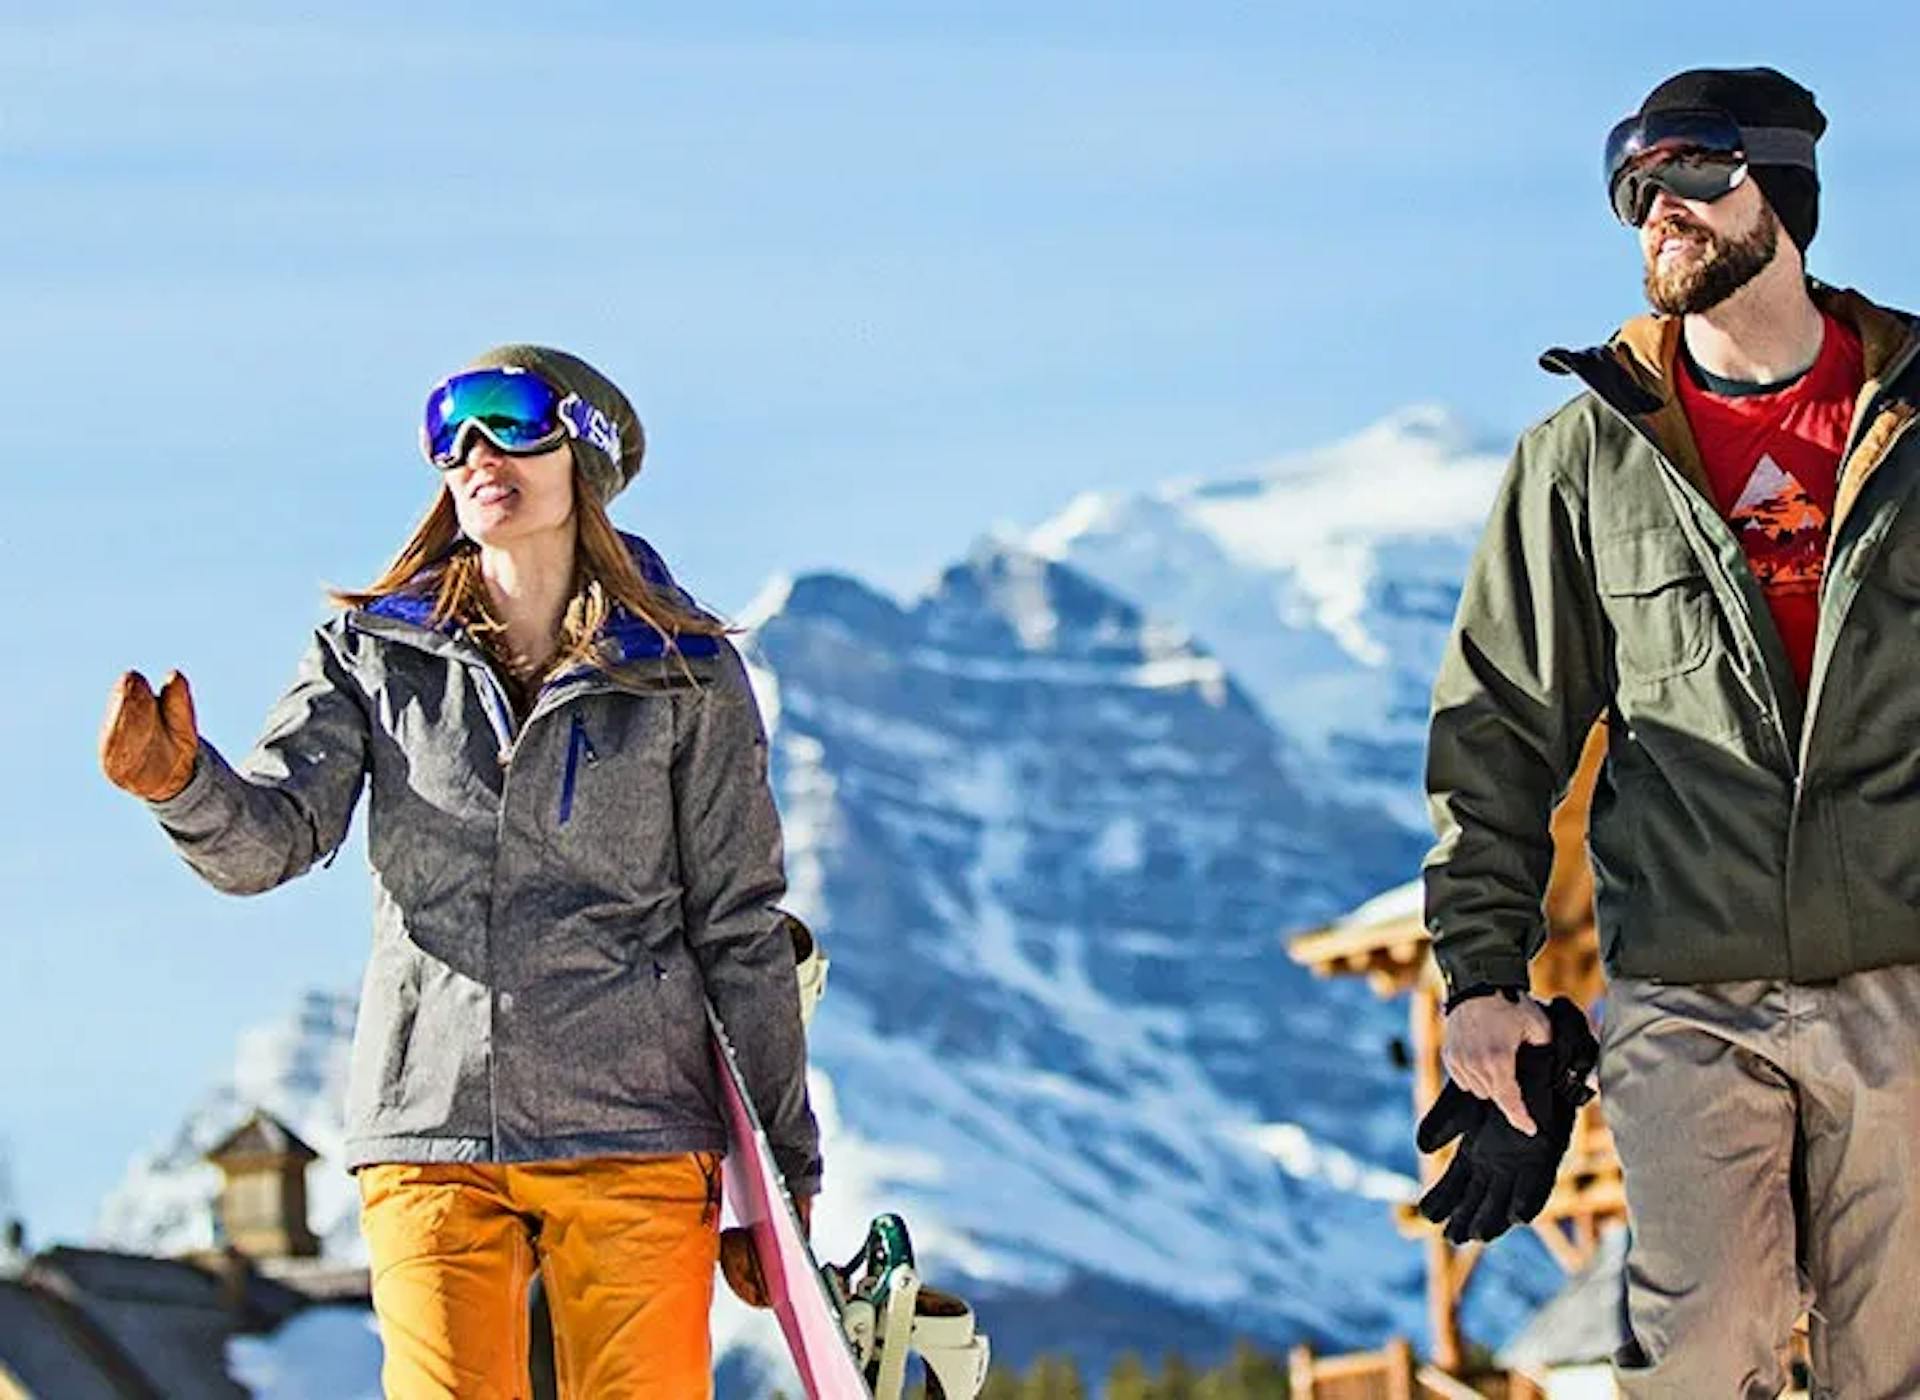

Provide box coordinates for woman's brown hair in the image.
[330,465,728,679]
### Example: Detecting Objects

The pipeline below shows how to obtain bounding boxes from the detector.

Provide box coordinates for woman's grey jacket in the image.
[144,536,822,1196]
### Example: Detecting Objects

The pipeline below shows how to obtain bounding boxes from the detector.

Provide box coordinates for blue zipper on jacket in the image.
[558,712,598,826]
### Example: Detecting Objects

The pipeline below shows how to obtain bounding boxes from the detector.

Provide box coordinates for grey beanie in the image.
[467,344,646,504]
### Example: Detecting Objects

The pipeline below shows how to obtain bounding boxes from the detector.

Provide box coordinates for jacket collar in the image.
[1542,282,1920,504]
[355,531,721,666]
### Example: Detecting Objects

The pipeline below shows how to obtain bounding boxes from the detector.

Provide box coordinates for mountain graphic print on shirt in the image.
[1676,314,1866,694]
[1727,453,1828,591]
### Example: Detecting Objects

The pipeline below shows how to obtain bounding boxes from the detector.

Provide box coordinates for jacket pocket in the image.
[1596,527,1715,682]
[522,948,678,1135]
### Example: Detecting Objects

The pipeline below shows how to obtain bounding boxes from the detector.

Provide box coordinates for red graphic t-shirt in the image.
[1675,314,1864,694]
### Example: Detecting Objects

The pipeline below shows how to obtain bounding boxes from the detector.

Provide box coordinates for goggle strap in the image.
[557,393,625,465]
[1737,125,1818,171]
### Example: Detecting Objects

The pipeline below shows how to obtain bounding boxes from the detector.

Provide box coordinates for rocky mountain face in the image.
[738,534,1551,1381]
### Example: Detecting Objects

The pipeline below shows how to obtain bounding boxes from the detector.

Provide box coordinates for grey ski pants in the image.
[1601,966,1920,1399]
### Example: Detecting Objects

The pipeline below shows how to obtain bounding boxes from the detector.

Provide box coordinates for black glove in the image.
[1415,996,1598,1244]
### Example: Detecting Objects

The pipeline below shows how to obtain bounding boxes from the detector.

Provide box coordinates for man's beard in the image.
[1642,207,1779,315]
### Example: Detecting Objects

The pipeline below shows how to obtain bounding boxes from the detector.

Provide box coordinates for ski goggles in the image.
[420,367,623,470]
[1604,107,1817,227]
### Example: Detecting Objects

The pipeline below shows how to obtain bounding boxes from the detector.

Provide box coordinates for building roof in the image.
[253,1256,373,1307]
[1286,880,1430,994]
[26,1248,249,1399]
[203,1111,319,1167]
[0,1278,148,1399]
[0,1243,380,1399]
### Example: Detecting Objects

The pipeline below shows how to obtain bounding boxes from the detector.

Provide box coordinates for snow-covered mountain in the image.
[94,410,1557,1390]
[739,540,1554,1378]
[1030,406,1508,828]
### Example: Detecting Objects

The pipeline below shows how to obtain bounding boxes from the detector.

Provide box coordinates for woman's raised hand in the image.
[100,670,200,802]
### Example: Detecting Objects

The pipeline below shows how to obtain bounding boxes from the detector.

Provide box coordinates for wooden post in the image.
[1289,1344,1317,1399]
[1507,1370,1547,1400]
[1411,980,1466,1373]
[1386,1337,1415,1400]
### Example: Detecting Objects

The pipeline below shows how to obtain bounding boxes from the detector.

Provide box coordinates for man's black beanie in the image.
[1640,67,1826,251]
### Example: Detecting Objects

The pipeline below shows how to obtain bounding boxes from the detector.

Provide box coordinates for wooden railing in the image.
[1290,1340,1417,1400]
[1288,1340,1546,1400]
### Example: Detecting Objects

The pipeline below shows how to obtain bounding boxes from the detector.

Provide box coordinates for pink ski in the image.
[709,1003,872,1400]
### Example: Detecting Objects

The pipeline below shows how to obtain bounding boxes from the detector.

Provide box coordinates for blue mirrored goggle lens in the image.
[422,369,565,466]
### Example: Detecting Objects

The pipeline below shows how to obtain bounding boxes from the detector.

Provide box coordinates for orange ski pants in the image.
[358,1153,723,1400]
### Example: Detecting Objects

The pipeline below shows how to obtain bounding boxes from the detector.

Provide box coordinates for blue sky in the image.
[6,2,1919,1244]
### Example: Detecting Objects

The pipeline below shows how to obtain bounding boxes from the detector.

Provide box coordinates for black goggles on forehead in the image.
[1603,107,1818,226]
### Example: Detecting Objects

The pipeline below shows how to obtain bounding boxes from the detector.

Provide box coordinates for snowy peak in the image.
[1035,404,1502,577]
[928,543,1142,660]
[776,543,1202,665]
[1027,405,1509,828]
[924,542,1215,673]
[778,571,920,646]
[767,544,1240,714]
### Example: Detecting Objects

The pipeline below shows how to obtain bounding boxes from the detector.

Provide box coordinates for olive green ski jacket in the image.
[1425,284,1920,995]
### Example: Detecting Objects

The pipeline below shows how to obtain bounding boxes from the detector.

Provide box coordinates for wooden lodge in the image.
[1287,729,1622,1397]
[1286,724,1813,1398]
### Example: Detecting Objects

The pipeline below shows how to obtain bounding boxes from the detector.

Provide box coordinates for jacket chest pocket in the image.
[557,712,599,826]
[541,698,675,864]
[1596,527,1715,682]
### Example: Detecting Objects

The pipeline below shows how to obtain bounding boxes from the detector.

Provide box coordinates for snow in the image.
[742,645,782,735]
[226,1307,383,1400]
[1092,817,1143,873]
[1175,406,1494,574]
[1240,1122,1419,1203]
[781,686,960,762]
[902,645,1229,693]
[1335,879,1425,930]
[736,572,797,632]
[991,549,1063,651]
[1544,1367,1617,1399]
[745,545,1452,1339]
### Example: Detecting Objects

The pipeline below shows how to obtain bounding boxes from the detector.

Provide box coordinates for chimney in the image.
[0,1216,25,1278]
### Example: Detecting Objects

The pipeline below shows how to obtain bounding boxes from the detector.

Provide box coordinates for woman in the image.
[98,345,822,1398]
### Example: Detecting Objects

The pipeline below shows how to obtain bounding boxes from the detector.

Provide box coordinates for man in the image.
[1424,67,1920,1397]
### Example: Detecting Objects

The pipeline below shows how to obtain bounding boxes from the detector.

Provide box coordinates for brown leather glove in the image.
[100,670,199,802]
[720,1194,812,1309]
